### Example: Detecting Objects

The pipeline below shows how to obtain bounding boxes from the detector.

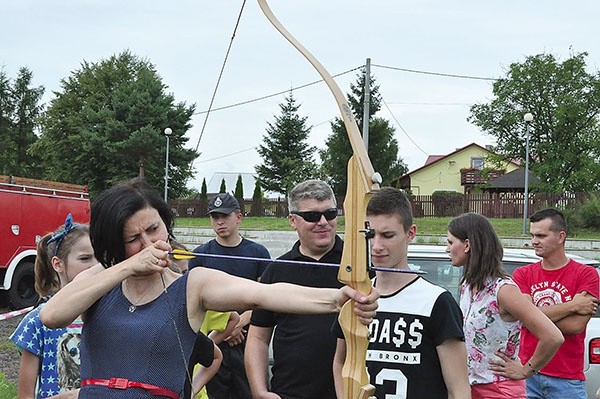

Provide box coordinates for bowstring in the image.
[160,272,194,398]
[170,251,426,275]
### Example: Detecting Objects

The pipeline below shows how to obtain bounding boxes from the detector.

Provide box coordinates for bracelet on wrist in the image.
[526,361,539,374]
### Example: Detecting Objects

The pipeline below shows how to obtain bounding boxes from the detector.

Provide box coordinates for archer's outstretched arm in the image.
[186,267,378,330]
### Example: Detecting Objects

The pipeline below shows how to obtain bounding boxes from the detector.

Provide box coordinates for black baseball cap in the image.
[208,193,240,215]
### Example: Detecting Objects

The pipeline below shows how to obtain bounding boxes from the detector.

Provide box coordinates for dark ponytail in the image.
[35,233,61,297]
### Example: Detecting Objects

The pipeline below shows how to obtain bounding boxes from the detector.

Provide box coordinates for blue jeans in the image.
[526,374,587,399]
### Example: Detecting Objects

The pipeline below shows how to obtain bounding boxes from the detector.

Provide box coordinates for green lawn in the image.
[0,373,17,399]
[176,217,600,239]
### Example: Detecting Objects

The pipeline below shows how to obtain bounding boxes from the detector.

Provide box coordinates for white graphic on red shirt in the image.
[532,288,563,307]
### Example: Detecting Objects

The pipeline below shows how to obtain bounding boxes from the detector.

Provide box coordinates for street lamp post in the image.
[523,113,533,235]
[163,127,172,201]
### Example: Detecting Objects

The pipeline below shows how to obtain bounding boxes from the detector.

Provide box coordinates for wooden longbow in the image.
[256,2,381,398]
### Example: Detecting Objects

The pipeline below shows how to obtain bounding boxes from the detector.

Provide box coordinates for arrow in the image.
[169,249,426,275]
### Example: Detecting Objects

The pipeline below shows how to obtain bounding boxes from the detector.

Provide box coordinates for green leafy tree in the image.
[183,188,199,199]
[319,72,407,196]
[219,178,226,193]
[255,91,317,195]
[30,51,198,197]
[0,67,45,177]
[234,174,245,214]
[469,52,600,192]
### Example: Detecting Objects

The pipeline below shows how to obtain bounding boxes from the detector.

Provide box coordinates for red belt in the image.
[81,378,179,398]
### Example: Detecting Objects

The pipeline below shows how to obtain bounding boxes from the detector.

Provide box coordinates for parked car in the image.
[406,244,600,399]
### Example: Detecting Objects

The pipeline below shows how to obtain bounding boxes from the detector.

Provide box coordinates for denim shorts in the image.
[526,374,587,399]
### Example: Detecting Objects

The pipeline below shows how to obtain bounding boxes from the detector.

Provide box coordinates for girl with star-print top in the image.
[11,214,97,398]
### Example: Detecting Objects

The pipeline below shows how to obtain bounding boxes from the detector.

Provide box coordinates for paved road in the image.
[174,227,600,260]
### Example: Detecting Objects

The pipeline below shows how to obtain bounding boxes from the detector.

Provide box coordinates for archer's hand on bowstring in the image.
[126,240,172,276]
[336,286,380,325]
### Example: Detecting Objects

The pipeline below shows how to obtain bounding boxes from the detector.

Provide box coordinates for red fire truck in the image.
[0,175,90,309]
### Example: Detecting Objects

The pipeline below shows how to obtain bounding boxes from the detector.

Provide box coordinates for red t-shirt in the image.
[512,259,600,380]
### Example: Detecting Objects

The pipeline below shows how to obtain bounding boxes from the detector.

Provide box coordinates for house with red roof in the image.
[391,143,520,195]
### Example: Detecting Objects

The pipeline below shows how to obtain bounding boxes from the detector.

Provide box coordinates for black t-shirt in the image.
[188,237,270,280]
[183,333,215,399]
[250,236,344,399]
[334,276,464,399]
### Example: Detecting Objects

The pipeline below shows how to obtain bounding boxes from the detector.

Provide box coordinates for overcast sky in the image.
[3,1,600,190]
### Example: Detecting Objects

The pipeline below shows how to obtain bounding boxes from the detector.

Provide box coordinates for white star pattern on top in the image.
[10,304,83,398]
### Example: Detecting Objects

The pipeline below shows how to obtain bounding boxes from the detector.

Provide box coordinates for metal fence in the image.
[169,192,594,219]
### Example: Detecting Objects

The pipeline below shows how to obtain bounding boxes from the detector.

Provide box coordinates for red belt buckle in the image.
[108,378,129,389]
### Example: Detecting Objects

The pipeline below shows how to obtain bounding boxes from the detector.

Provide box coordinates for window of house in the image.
[471,157,484,170]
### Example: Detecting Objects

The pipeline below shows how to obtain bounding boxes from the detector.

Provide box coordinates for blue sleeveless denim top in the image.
[79,273,196,398]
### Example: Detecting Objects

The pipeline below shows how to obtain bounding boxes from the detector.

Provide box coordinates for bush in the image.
[560,195,600,234]
[561,207,583,232]
[432,191,464,217]
[578,195,600,230]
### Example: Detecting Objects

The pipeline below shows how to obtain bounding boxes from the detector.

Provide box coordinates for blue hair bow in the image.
[47,213,79,256]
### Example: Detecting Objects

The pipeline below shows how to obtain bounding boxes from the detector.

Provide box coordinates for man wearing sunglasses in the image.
[246,180,343,399]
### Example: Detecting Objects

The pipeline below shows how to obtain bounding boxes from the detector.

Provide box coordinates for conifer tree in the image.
[31,51,197,196]
[200,178,208,200]
[255,91,317,195]
[319,71,407,196]
[234,174,245,214]
[251,179,263,217]
[0,67,45,177]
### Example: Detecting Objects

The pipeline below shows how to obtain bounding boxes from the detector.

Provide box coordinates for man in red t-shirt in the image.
[513,208,599,399]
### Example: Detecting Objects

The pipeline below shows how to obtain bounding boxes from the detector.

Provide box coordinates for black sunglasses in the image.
[291,208,338,223]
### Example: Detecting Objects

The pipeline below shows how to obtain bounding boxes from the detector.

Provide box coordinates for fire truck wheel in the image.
[8,261,38,310]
